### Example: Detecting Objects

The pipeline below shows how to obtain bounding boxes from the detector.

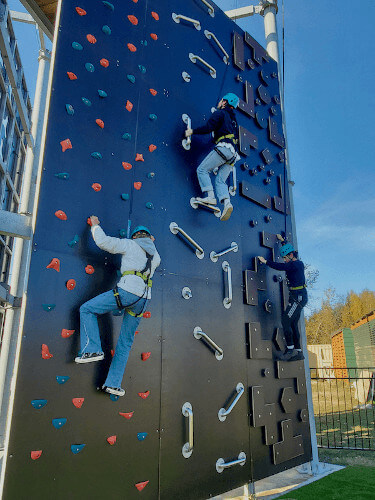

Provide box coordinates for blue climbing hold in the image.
[119,229,127,238]
[82,97,92,106]
[137,432,148,441]
[54,173,70,180]
[146,202,154,210]
[122,133,131,140]
[127,74,136,84]
[85,63,95,72]
[149,114,157,121]
[91,152,102,160]
[121,193,130,200]
[102,1,114,10]
[65,104,74,115]
[52,418,67,429]
[56,376,70,385]
[68,235,79,247]
[71,444,85,454]
[110,394,119,402]
[102,25,111,35]
[31,399,47,410]
[42,304,55,312]
[138,65,146,74]
[72,42,83,51]
[98,89,107,98]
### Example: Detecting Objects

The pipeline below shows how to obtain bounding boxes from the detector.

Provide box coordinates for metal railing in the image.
[310,367,375,450]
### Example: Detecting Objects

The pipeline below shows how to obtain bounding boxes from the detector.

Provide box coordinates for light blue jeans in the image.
[79,288,147,388]
[196,146,235,203]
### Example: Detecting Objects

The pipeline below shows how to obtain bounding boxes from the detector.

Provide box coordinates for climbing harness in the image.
[214,145,237,167]
[289,285,307,291]
[215,133,238,145]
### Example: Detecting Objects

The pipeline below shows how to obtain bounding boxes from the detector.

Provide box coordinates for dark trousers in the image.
[282,289,308,350]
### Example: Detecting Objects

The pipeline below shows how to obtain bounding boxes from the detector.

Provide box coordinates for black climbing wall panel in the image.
[3,1,311,499]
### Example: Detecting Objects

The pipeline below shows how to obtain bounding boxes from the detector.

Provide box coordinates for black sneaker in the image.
[103,386,125,397]
[281,348,298,361]
[289,351,305,361]
[75,352,104,364]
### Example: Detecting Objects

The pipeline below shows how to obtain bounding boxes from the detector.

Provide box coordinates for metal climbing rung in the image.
[182,402,194,458]
[210,242,238,263]
[229,166,237,196]
[182,114,191,150]
[218,383,244,421]
[169,222,204,259]
[172,13,201,30]
[189,53,216,78]
[216,452,246,473]
[193,327,223,360]
[222,261,232,309]
[200,0,215,17]
[204,30,229,64]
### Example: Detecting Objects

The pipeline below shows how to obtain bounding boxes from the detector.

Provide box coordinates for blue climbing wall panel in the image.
[3,1,311,498]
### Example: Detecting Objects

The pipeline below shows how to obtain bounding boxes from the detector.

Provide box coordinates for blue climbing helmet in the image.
[131,225,151,238]
[280,243,295,257]
[222,93,239,108]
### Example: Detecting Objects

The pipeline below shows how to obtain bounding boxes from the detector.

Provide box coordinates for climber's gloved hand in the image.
[257,256,267,264]
[276,234,284,242]
[185,128,193,138]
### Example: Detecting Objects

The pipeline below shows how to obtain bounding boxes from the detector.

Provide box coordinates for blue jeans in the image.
[79,289,147,388]
[196,146,235,203]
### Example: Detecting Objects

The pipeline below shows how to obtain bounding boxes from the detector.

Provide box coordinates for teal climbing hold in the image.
[137,432,148,441]
[138,65,146,74]
[85,63,95,72]
[71,444,85,454]
[122,133,131,140]
[54,173,70,180]
[56,376,70,385]
[82,97,92,106]
[127,74,135,84]
[121,193,130,200]
[119,229,127,238]
[147,172,155,179]
[31,399,47,410]
[110,394,119,402]
[102,1,114,10]
[52,418,67,429]
[91,152,102,160]
[98,89,107,98]
[72,42,83,51]
[42,304,55,312]
[68,235,79,247]
[146,202,154,210]
[149,114,157,121]
[65,104,74,115]
[102,25,111,35]
[141,40,148,46]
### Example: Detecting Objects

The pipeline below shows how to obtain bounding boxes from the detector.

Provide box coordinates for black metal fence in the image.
[310,367,375,450]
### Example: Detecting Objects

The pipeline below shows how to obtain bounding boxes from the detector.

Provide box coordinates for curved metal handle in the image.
[172,13,201,30]
[182,114,191,150]
[216,452,246,473]
[182,402,193,458]
[210,242,238,263]
[194,327,223,360]
[222,260,232,308]
[200,0,215,17]
[229,166,237,196]
[189,53,216,78]
[218,383,244,421]
[170,222,204,259]
[204,30,229,64]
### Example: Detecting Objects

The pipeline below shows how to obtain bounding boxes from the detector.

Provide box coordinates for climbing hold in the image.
[135,331,139,335]
[122,162,132,171]
[98,89,107,98]
[149,144,157,152]
[41,344,53,359]
[111,349,115,357]
[56,376,70,384]
[107,435,117,445]
[127,43,137,52]
[135,153,144,162]
[46,258,60,272]
[102,1,114,10]
[134,182,142,190]
[119,412,134,419]
[132,0,138,3]
[147,172,155,179]
[91,152,102,159]
[119,229,127,238]
[85,265,95,274]
[137,432,148,441]
[145,202,154,210]
[67,72,77,80]
[60,139,72,152]
[82,97,92,106]
[102,25,111,35]
[150,33,158,40]
[110,394,119,401]
[42,304,55,312]
[143,311,151,318]
[52,418,67,429]
[92,183,102,192]
[31,399,47,410]
[61,329,75,338]
[151,11,159,20]
[149,114,157,121]
[54,172,70,180]
[31,450,42,460]
[149,88,157,96]
[85,63,95,72]
[138,65,146,74]
[55,210,67,220]
[121,193,130,200]
[126,100,133,112]
[72,398,84,408]
[141,352,151,361]
[72,42,83,50]
[95,119,104,129]
[75,7,87,16]
[66,279,76,290]
[128,15,138,25]
[68,235,79,247]
[138,390,150,399]
[71,444,85,454]
[141,40,148,46]
[127,74,136,84]
[122,133,131,140]
[65,104,74,115]
[87,218,92,227]
[86,34,97,44]
[100,58,109,68]
[135,481,149,492]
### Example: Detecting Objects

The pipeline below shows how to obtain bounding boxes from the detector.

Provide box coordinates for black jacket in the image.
[194,107,239,150]
[266,259,306,289]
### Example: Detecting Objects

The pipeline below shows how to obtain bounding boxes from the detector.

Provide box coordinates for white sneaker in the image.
[75,352,104,363]
[220,202,233,221]
[103,386,125,397]
[196,196,217,205]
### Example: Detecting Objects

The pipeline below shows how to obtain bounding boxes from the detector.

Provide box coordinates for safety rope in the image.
[281,0,288,239]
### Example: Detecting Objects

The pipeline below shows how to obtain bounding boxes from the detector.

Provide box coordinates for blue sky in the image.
[8,0,375,310]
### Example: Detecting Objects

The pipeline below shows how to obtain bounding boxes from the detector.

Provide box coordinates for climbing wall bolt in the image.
[264,299,273,313]
[268,169,275,176]
[264,178,271,185]
[264,215,272,223]
[262,368,271,377]
[119,229,127,237]
[249,220,258,227]
[257,164,265,171]
[249,169,257,176]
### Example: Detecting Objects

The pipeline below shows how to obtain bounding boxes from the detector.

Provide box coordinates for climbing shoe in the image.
[289,351,305,361]
[75,352,104,363]
[220,202,233,221]
[282,348,299,361]
[103,386,125,397]
[196,196,217,205]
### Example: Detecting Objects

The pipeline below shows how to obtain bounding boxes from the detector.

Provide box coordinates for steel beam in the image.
[0,210,32,239]
[18,0,54,40]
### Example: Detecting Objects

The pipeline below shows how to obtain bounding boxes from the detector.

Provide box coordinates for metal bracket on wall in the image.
[189,53,217,78]
[182,114,192,149]
[193,326,223,360]
[210,242,238,263]
[216,452,246,473]
[229,166,237,196]
[182,287,192,299]
[182,402,194,458]
[199,0,215,17]
[222,261,232,309]
[272,419,304,465]
[204,30,229,64]
[0,283,22,308]
[172,13,201,30]
[169,222,204,259]
[218,383,244,421]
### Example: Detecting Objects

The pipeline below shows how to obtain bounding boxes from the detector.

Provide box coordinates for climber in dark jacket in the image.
[185,93,240,221]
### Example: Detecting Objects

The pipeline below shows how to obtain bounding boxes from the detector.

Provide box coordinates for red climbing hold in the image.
[107,435,117,445]
[149,88,157,96]
[122,162,132,171]
[41,344,53,359]
[85,265,95,274]
[87,217,92,226]
[119,412,134,419]
[72,398,84,408]
[31,450,42,460]
[55,210,67,221]
[141,352,151,361]
[149,144,157,152]
[151,12,159,21]
[87,34,97,44]
[60,138,72,152]
[132,0,138,3]
[138,390,150,399]
[150,33,158,40]
[134,182,142,190]
[67,72,77,80]
[66,279,76,290]
[128,15,138,25]
[135,330,139,335]
[100,58,109,68]
[127,43,137,52]
[135,481,149,492]
[46,258,60,272]
[143,311,151,318]
[75,7,86,16]
[135,153,144,162]
[126,100,133,112]
[110,349,115,357]
[95,119,104,129]
[61,329,75,338]
[92,183,102,192]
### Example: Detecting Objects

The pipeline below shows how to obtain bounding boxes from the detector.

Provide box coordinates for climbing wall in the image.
[2,1,312,499]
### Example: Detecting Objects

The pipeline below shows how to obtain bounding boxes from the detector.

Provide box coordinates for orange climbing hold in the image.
[132,0,138,3]
[31,450,42,460]
[61,329,75,338]
[150,33,158,40]
[119,412,134,419]
[134,182,142,190]
[107,435,117,445]
[122,162,132,171]
[75,7,87,16]
[128,15,138,25]
[86,34,97,44]
[72,398,85,408]
[85,265,95,274]
[41,344,53,359]
[100,58,109,68]
[55,210,67,221]
[92,183,102,191]
[67,72,77,80]
[60,138,72,152]
[66,279,76,290]
[126,100,133,112]
[135,481,149,492]
[151,12,159,21]
[135,153,144,162]
[46,258,60,272]
[149,144,157,152]
[127,43,137,52]
[95,119,104,128]
[143,311,151,318]
[141,352,151,361]
[110,349,115,357]
[138,390,150,399]
[149,88,157,96]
